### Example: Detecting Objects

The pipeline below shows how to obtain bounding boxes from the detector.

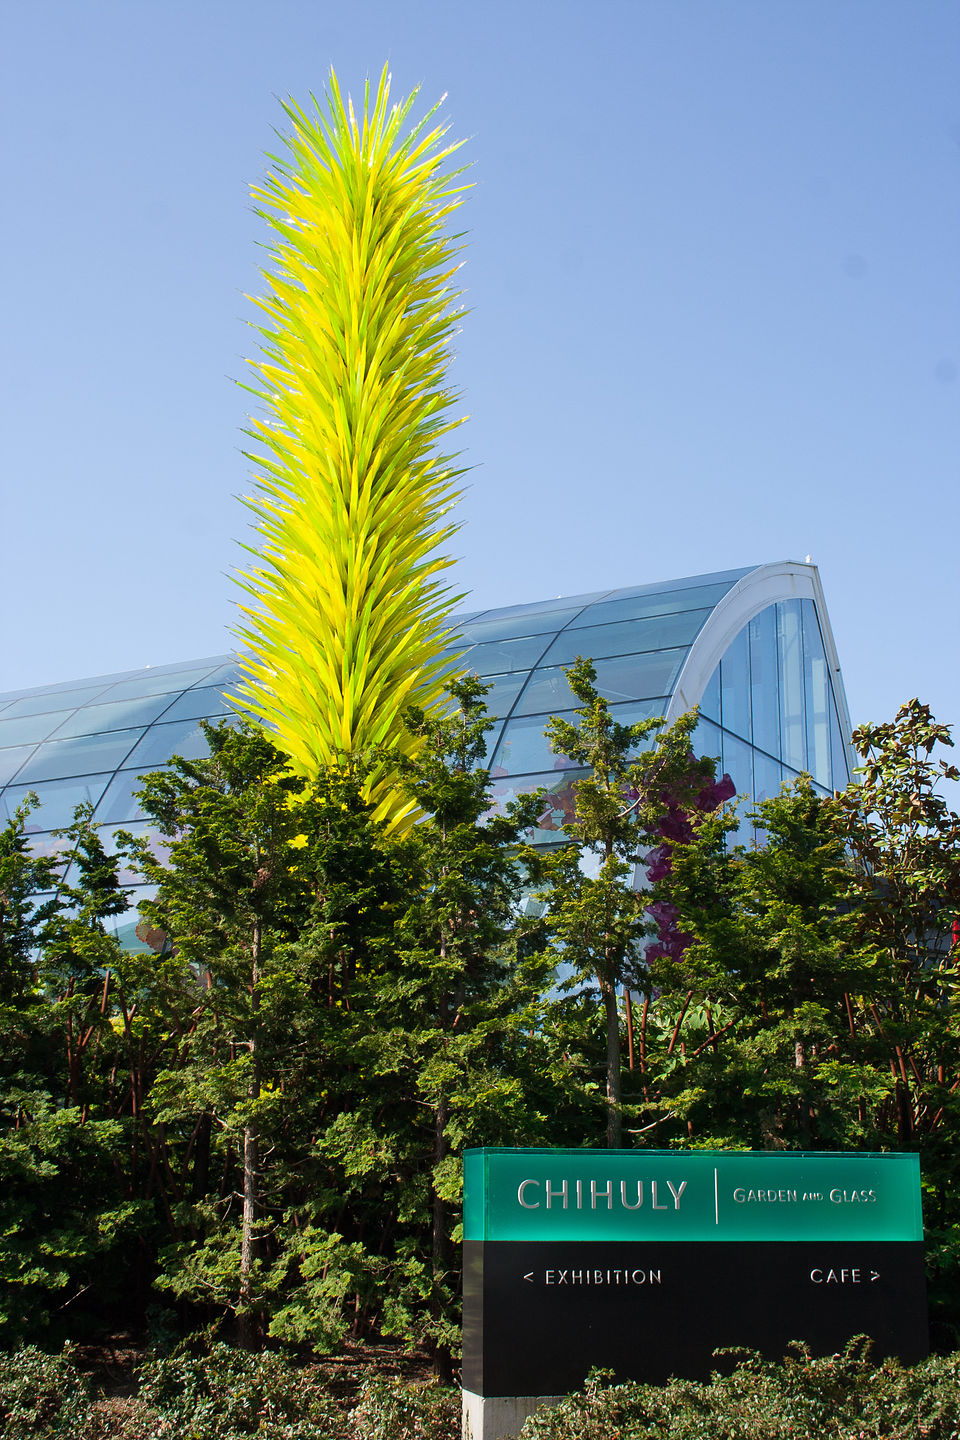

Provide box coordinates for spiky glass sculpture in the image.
[233,67,467,830]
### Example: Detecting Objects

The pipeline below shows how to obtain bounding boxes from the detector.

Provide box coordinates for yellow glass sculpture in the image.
[233,67,467,830]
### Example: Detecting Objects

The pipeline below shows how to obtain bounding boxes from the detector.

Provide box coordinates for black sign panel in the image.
[463,1240,928,1397]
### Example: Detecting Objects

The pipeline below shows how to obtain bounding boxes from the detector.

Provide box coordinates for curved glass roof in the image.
[0,562,854,934]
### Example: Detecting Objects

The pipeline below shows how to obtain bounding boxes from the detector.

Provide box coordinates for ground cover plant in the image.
[5,1341,960,1440]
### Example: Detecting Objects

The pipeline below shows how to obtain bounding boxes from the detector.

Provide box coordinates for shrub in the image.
[137,1341,341,1438]
[516,1343,960,1440]
[0,1346,94,1439]
[350,1375,459,1440]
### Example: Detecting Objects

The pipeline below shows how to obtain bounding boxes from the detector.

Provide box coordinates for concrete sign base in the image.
[461,1389,563,1440]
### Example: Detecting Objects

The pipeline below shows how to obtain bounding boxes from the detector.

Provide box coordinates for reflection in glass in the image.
[749,606,780,761]
[50,694,177,740]
[487,768,589,844]
[123,717,230,769]
[691,715,723,768]
[1,685,111,718]
[196,661,242,688]
[512,667,578,718]
[456,633,555,675]
[448,606,582,646]
[0,775,111,830]
[720,626,750,742]
[778,601,806,773]
[512,650,685,717]
[801,600,831,789]
[98,667,218,702]
[720,731,755,846]
[491,712,580,778]
[541,609,710,668]
[752,750,782,805]
[156,687,234,725]
[0,745,38,787]
[94,769,158,825]
[476,673,528,719]
[830,691,851,789]
[0,711,77,749]
[568,582,736,630]
[16,729,145,784]
[699,666,721,723]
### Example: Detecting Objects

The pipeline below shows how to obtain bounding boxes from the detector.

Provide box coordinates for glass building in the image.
[0,560,854,946]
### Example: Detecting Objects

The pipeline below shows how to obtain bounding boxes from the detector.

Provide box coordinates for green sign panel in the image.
[463,1148,923,1244]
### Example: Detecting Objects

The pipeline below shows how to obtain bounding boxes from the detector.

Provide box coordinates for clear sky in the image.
[2,1,958,738]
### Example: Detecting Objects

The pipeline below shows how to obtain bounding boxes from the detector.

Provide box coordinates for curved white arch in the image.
[664,560,855,773]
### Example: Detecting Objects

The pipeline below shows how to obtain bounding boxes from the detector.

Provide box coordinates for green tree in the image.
[647,779,884,1150]
[539,658,720,1146]
[131,721,317,1340]
[0,799,146,1344]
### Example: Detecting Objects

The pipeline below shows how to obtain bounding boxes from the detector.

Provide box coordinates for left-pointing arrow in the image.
[523,1272,534,1283]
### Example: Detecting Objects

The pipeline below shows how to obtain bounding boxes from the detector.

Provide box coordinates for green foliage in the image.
[0,1345,94,1439]
[6,689,960,1359]
[537,658,720,1146]
[517,1345,960,1440]
[137,1341,341,1438]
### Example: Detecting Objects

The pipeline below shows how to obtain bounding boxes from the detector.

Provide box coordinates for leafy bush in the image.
[0,1346,94,1439]
[135,1341,459,1440]
[516,1342,960,1440]
[137,1341,342,1438]
[350,1375,459,1440]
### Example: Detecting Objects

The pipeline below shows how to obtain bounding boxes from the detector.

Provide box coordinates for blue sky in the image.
[2,0,958,739]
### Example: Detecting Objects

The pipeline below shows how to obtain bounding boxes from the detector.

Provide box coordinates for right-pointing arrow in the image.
[871,1271,880,1282]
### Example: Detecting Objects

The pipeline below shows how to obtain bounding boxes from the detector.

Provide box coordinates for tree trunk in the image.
[239,917,262,1346]
[602,979,622,1147]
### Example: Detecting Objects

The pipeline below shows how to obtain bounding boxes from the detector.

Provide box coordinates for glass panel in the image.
[607,698,669,736]
[456,634,556,675]
[720,626,751,742]
[720,732,755,845]
[513,650,686,716]
[0,775,112,830]
[196,661,243,688]
[801,601,831,789]
[830,688,851,789]
[123,717,223,769]
[69,822,172,886]
[0,745,36,787]
[484,593,604,621]
[570,582,735,629]
[156,686,234,725]
[487,768,588,845]
[447,606,583,646]
[479,673,528,721]
[510,667,577,717]
[699,666,721,723]
[753,750,783,805]
[93,769,158,825]
[97,667,217,702]
[15,729,145,784]
[749,606,780,761]
[111,887,163,954]
[777,600,806,773]
[692,715,724,768]
[541,609,710,668]
[491,713,581,778]
[592,650,687,704]
[49,694,178,739]
[0,710,77,748]
[0,684,112,717]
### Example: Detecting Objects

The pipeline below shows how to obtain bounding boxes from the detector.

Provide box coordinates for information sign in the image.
[462,1148,928,1399]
